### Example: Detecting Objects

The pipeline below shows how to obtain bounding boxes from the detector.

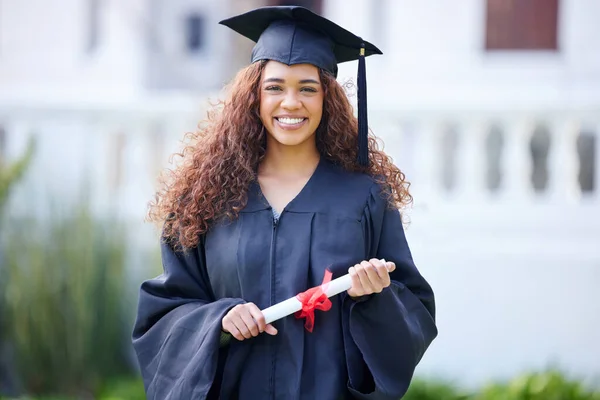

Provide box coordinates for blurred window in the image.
[485,0,559,50]
[269,0,323,14]
[86,0,101,53]
[186,14,206,52]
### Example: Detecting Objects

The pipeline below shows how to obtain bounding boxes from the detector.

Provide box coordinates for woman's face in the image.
[259,61,324,149]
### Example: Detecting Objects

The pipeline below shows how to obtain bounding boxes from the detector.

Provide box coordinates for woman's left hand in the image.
[347,258,396,298]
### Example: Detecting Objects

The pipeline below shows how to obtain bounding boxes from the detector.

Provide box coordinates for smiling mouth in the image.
[275,117,307,126]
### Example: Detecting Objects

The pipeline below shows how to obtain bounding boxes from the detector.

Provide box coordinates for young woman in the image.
[132,6,437,400]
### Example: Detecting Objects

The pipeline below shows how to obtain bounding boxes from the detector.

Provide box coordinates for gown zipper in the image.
[269,210,279,399]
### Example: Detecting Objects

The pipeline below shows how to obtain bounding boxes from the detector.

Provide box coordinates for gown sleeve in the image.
[131,235,245,400]
[342,183,438,400]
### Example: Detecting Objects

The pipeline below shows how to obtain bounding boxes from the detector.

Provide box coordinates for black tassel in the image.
[357,42,369,167]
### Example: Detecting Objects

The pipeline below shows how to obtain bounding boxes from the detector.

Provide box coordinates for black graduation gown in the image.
[132,158,437,400]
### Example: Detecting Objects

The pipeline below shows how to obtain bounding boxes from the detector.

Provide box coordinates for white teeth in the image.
[277,117,305,125]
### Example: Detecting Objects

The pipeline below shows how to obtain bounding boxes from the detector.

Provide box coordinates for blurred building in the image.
[0,0,599,388]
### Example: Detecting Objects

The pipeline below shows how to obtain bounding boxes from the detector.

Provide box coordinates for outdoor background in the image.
[1,0,599,399]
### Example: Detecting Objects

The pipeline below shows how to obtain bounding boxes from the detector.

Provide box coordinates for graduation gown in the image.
[132,158,437,400]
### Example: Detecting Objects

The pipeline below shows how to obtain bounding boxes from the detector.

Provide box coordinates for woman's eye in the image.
[265,86,282,91]
[301,87,318,93]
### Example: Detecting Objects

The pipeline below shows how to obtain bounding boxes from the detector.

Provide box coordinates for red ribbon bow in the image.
[294,270,333,332]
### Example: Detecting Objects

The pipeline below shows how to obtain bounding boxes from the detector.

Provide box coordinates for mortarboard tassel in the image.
[357,43,369,167]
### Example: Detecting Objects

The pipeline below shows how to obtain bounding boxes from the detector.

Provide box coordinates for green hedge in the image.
[403,370,600,400]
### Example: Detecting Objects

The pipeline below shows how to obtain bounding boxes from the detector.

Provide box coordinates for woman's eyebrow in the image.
[299,79,320,84]
[262,77,320,84]
[263,77,284,83]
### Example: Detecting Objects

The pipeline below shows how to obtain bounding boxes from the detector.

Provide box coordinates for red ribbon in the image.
[294,270,333,332]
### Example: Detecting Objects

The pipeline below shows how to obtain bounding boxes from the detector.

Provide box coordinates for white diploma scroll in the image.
[261,259,389,325]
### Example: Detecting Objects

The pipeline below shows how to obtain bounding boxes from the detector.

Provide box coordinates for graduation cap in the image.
[219,6,382,167]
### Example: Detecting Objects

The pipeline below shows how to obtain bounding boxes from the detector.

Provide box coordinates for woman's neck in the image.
[259,140,320,178]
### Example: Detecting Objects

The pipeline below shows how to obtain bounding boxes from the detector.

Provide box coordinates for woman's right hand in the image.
[222,303,278,341]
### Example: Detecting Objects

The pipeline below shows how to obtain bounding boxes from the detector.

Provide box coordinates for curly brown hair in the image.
[148,60,412,249]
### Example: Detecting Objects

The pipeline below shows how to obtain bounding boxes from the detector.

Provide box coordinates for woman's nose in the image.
[281,91,301,110]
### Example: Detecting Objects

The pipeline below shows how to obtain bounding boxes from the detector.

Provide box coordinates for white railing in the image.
[369,110,600,207]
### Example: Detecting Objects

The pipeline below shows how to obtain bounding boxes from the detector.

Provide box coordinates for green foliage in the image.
[404,370,600,400]
[0,376,146,400]
[403,377,472,400]
[474,370,600,400]
[0,208,134,397]
[97,376,146,400]
[0,137,35,211]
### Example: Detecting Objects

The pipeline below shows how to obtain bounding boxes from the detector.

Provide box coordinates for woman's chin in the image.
[269,132,314,147]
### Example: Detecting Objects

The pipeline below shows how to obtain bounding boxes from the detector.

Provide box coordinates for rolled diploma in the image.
[261,259,388,325]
